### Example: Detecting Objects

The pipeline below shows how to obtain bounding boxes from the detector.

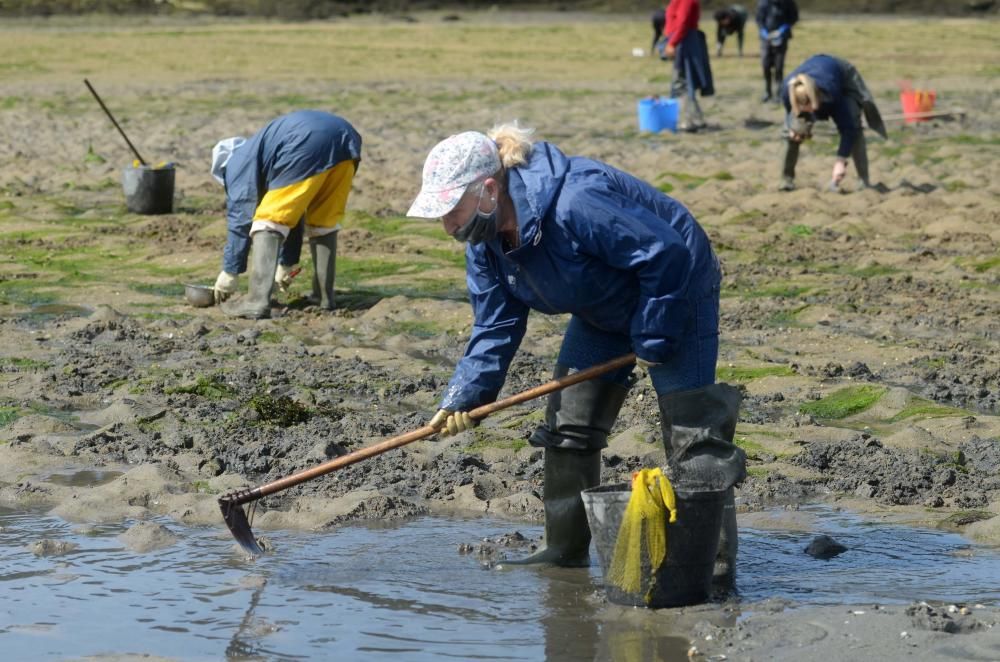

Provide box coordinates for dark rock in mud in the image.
[459,530,537,562]
[73,422,155,463]
[738,392,785,425]
[316,494,427,528]
[804,534,847,559]
[906,602,985,634]
[739,471,821,510]
[792,434,999,507]
[908,349,1000,415]
[958,436,1000,474]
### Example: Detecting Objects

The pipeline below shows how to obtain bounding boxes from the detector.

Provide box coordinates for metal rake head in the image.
[219,491,265,557]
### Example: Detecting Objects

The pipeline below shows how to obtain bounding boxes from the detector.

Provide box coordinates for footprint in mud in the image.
[897,179,937,194]
[743,117,778,130]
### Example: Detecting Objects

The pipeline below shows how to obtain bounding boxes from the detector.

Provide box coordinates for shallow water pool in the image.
[1,504,997,660]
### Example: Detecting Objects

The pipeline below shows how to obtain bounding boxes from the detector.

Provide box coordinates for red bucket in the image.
[899,89,936,123]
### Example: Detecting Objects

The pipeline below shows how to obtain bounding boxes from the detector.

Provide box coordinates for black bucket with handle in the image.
[122,163,175,215]
[582,482,726,608]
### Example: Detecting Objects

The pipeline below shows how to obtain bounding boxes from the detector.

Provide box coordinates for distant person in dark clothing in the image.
[714,5,748,57]
[756,0,799,103]
[779,54,887,192]
[651,7,667,55]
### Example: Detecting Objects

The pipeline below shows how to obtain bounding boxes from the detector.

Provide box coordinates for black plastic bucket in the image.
[582,482,726,608]
[122,164,175,214]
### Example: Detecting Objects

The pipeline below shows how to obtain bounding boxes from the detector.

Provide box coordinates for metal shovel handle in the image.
[222,353,636,507]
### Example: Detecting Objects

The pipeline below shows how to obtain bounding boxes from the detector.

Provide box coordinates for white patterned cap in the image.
[407,132,501,218]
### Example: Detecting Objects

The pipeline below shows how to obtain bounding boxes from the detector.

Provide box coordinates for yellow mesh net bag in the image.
[606,468,677,604]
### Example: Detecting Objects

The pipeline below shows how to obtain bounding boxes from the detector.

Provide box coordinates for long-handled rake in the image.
[219,353,636,556]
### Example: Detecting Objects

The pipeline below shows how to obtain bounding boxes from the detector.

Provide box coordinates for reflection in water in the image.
[45,470,123,488]
[600,622,691,662]
[0,506,999,660]
[225,578,266,661]
[539,567,600,660]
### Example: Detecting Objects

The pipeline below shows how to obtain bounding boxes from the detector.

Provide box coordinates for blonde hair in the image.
[487,121,535,169]
[789,74,819,115]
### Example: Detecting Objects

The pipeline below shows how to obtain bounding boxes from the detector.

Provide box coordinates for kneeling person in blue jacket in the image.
[407,125,746,583]
[211,110,362,318]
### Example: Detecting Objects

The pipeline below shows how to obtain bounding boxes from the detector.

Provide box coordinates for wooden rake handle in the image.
[224,353,636,506]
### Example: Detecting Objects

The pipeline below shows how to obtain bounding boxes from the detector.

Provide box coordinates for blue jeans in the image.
[556,282,720,397]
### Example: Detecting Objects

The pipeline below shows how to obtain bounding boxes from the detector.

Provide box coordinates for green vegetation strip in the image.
[889,397,968,423]
[717,364,796,382]
[164,375,235,399]
[466,431,528,454]
[799,385,887,420]
[0,406,19,428]
[734,436,766,457]
[970,255,1000,273]
[0,357,51,369]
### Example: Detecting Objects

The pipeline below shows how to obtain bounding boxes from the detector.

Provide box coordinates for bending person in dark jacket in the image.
[211,110,362,318]
[755,0,798,102]
[407,125,745,586]
[714,4,748,57]
[650,7,667,55]
[779,54,887,192]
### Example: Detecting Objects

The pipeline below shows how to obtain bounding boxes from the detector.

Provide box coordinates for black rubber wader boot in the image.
[658,383,746,592]
[309,232,337,310]
[506,447,602,567]
[851,130,871,188]
[781,136,799,189]
[223,230,282,320]
[507,366,631,567]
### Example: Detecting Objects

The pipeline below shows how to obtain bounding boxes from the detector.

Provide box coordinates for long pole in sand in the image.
[83,78,147,166]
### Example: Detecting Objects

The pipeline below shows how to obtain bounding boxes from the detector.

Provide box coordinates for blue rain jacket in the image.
[781,55,858,158]
[222,110,362,274]
[440,142,720,412]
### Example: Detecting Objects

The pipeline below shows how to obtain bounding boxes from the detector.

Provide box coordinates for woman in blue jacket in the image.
[779,54,886,192]
[211,110,362,318]
[407,126,745,581]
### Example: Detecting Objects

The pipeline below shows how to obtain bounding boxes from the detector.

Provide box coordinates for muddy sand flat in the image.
[0,10,998,659]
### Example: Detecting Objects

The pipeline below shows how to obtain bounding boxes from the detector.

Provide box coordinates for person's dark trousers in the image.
[760,40,787,100]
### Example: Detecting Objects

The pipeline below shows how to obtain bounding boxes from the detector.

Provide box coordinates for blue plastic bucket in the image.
[637,98,663,133]
[637,98,679,134]
[655,98,679,133]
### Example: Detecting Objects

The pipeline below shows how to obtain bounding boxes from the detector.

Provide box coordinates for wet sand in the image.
[0,10,998,659]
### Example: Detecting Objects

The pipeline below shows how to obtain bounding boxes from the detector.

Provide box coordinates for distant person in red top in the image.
[662,0,714,132]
